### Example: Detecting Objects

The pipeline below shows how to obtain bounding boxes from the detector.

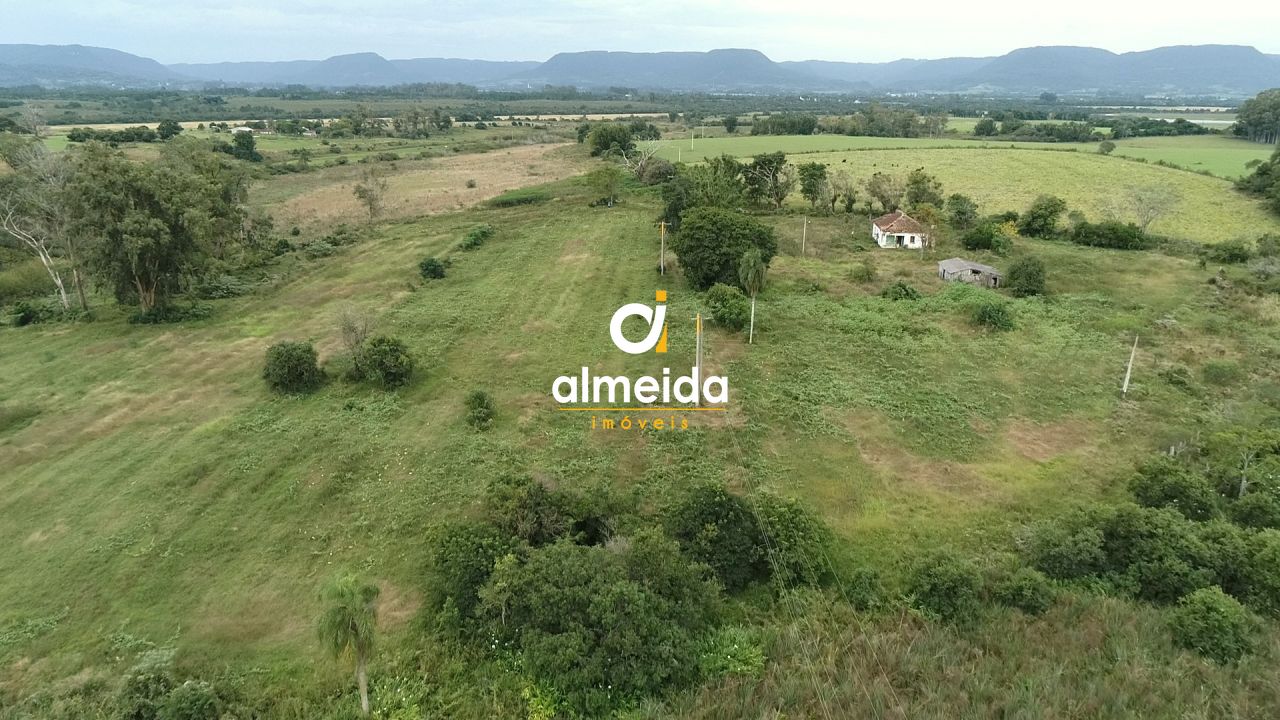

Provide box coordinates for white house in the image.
[871,210,928,249]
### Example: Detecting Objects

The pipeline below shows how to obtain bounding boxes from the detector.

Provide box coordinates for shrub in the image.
[993,567,1056,615]
[1202,360,1243,386]
[1130,457,1219,521]
[945,193,979,229]
[464,389,495,430]
[1098,140,1116,155]
[357,335,415,388]
[128,305,212,325]
[972,301,1014,330]
[1230,490,1280,529]
[962,223,1000,251]
[158,681,220,720]
[487,476,574,547]
[465,179,477,188]
[305,240,337,258]
[1168,586,1257,664]
[753,491,833,588]
[698,626,766,679]
[477,532,718,716]
[262,341,323,393]
[849,261,877,283]
[1070,221,1148,249]
[907,551,983,621]
[674,207,777,290]
[419,256,446,279]
[459,223,494,250]
[1023,511,1107,580]
[1205,238,1253,264]
[195,274,250,299]
[1244,530,1280,615]
[1197,521,1254,598]
[879,281,920,300]
[705,283,750,331]
[1257,233,1280,258]
[665,483,767,592]
[116,650,175,720]
[844,567,886,611]
[488,188,550,207]
[426,521,515,634]
[639,157,676,185]
[1005,256,1046,297]
[1018,195,1067,238]
[1101,505,1214,604]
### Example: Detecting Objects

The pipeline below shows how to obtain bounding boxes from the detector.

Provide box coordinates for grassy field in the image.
[5,141,1280,715]
[653,136,1280,241]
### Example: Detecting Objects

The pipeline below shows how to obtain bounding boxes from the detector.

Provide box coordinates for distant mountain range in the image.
[2,43,1279,96]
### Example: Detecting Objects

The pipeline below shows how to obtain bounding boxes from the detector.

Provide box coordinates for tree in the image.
[1233,89,1280,145]
[0,145,83,310]
[587,123,634,157]
[587,164,625,207]
[1006,256,1047,297]
[830,171,857,213]
[67,142,247,313]
[156,119,183,140]
[1168,587,1257,664]
[1018,195,1067,238]
[353,170,388,222]
[229,132,261,162]
[1127,185,1182,234]
[744,152,795,210]
[263,341,323,393]
[19,103,46,139]
[722,115,738,134]
[674,207,777,290]
[864,172,905,213]
[738,248,766,344]
[974,117,998,136]
[797,162,828,210]
[317,574,380,716]
[905,167,944,209]
[1098,140,1117,155]
[945,193,979,229]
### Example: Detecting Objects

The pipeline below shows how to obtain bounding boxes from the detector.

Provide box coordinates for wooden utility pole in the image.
[659,221,667,275]
[695,313,703,407]
[801,216,808,255]
[1121,335,1139,397]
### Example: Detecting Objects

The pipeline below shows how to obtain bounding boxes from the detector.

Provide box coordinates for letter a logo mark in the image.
[609,290,669,355]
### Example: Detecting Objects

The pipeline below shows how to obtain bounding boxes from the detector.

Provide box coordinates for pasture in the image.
[5,146,1280,715]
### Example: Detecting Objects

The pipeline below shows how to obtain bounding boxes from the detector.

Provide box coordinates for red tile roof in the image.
[872,210,926,234]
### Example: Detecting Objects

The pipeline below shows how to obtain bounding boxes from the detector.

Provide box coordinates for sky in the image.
[4,0,1280,64]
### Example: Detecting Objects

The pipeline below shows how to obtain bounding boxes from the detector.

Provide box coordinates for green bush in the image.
[426,521,515,635]
[665,483,766,592]
[1070,221,1148,249]
[849,261,877,283]
[419,256,446,279]
[1005,256,1046,297]
[158,681,220,720]
[972,301,1014,330]
[1018,195,1067,237]
[1130,458,1219,520]
[907,551,983,621]
[486,476,574,547]
[961,222,1000,251]
[128,305,212,325]
[705,283,750,331]
[115,650,175,720]
[753,491,832,588]
[459,223,494,250]
[1101,505,1214,604]
[477,532,719,716]
[357,335,414,388]
[1202,360,1243,386]
[488,188,550,207]
[844,567,887,611]
[698,626,766,679]
[1168,586,1257,664]
[1024,512,1108,580]
[1205,238,1253,264]
[0,259,56,305]
[1230,490,1280,529]
[879,281,921,300]
[1197,521,1253,598]
[464,389,495,430]
[674,207,777,290]
[993,567,1056,615]
[262,341,323,393]
[1244,530,1280,615]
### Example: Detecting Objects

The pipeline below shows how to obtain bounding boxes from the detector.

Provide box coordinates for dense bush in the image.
[488,188,551,207]
[753,491,833,588]
[262,341,323,393]
[639,157,676,185]
[705,283,750,331]
[844,567,886,611]
[1005,256,1046,297]
[1230,490,1280,529]
[464,389,495,429]
[458,223,494,250]
[907,551,983,621]
[993,567,1056,615]
[1130,457,1219,521]
[115,650,175,720]
[674,207,777,290]
[158,681,220,720]
[879,281,920,300]
[357,336,415,388]
[1205,238,1254,264]
[1018,195,1067,237]
[1167,586,1257,664]
[128,305,212,325]
[665,484,767,591]
[1070,221,1148,250]
[1024,511,1108,580]
[419,257,446,280]
[945,193,979,229]
[486,475,576,547]
[1245,530,1280,615]
[426,521,515,635]
[1101,505,1214,603]
[972,301,1014,330]
[477,532,719,716]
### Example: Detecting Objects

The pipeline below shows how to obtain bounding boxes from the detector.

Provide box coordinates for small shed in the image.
[938,258,1003,288]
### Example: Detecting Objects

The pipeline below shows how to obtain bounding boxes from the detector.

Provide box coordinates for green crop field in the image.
[5,141,1280,716]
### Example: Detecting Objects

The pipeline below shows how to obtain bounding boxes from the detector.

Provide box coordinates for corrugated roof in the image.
[939,257,1002,276]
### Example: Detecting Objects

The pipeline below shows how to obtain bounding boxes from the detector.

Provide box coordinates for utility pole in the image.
[659,221,667,275]
[695,313,703,408]
[801,216,808,255]
[1121,335,1139,397]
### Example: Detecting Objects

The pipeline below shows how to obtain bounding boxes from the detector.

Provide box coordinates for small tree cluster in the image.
[263,341,323,393]
[705,283,750,331]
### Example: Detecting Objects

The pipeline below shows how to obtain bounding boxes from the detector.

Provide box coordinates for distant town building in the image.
[938,258,1004,288]
[871,210,927,249]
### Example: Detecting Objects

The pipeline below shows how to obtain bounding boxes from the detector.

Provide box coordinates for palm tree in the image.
[317,574,380,715]
[738,249,767,344]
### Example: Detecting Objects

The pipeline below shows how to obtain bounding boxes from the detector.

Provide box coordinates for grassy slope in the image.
[4,168,1280,713]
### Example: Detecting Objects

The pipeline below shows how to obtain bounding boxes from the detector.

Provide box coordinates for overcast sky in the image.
[5,1,1279,64]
